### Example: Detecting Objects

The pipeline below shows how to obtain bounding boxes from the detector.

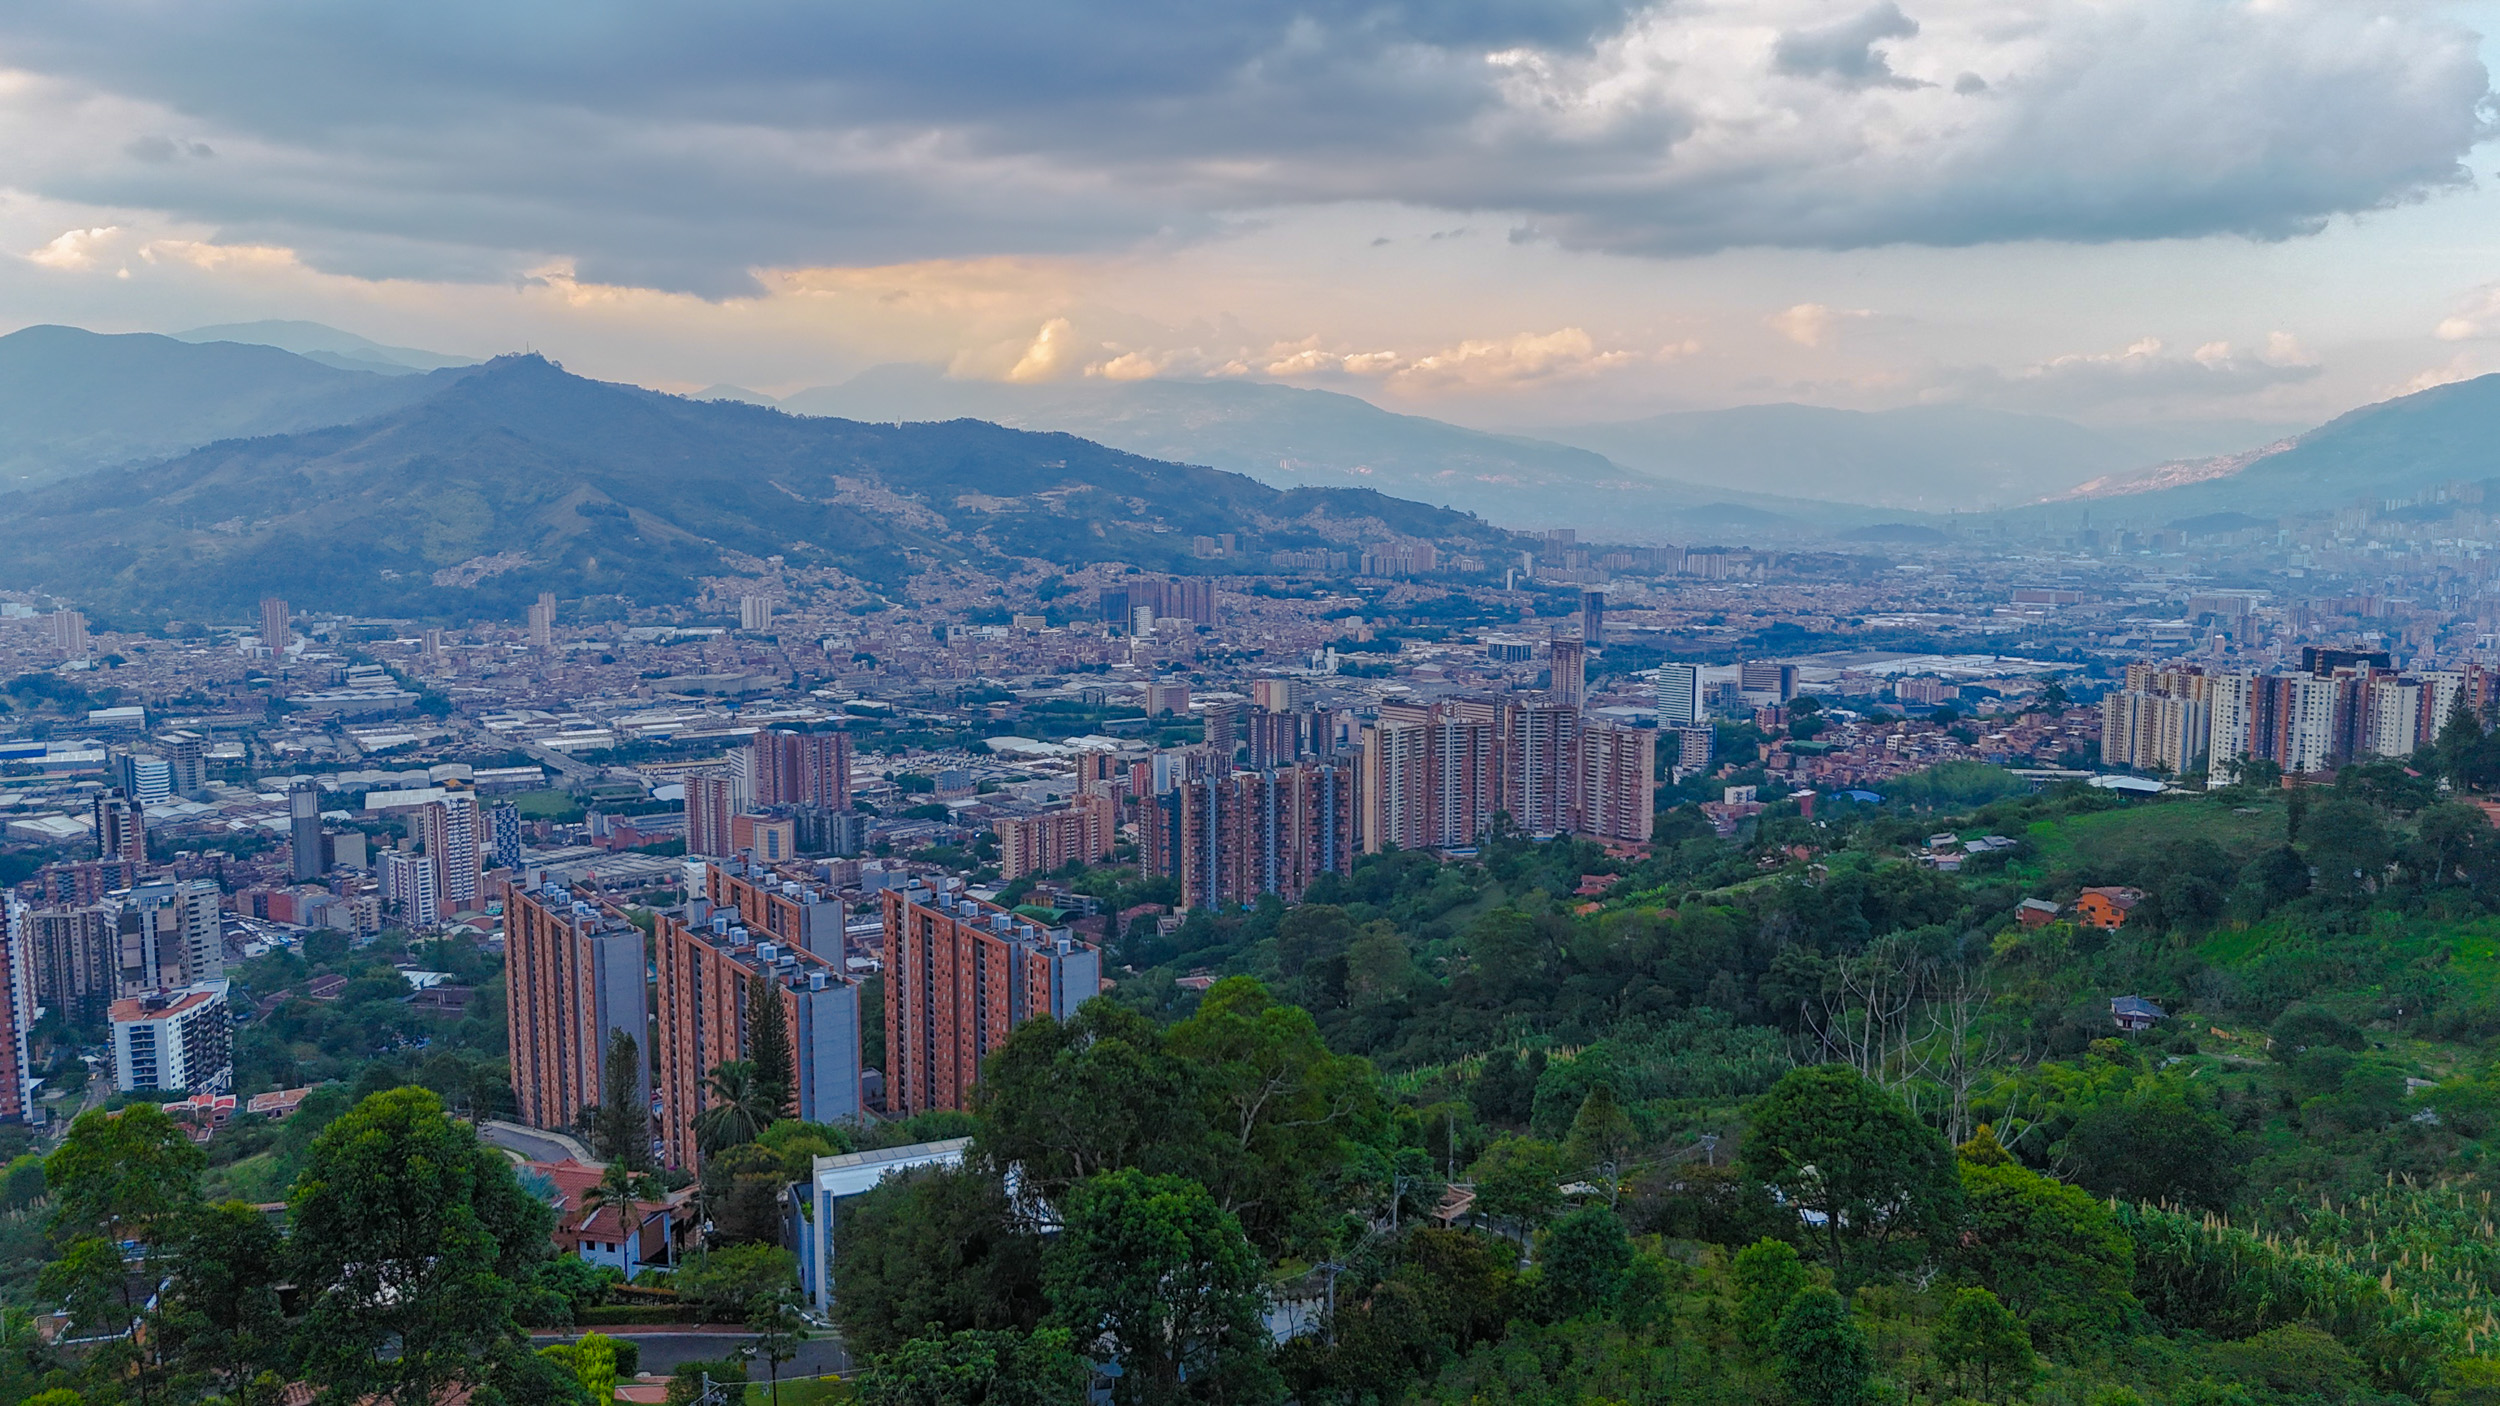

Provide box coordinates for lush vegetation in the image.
[825,744,2500,1404]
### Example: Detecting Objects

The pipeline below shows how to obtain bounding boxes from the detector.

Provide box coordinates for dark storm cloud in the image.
[0,0,2488,292]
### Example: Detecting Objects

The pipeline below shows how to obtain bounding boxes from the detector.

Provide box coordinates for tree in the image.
[1163,978,1374,1250]
[833,1166,1046,1357]
[747,1289,805,1406]
[2061,1082,2246,1211]
[1742,1065,1961,1285]
[1775,1286,1875,1406]
[1731,1237,1810,1353]
[696,1060,777,1155]
[156,1201,290,1404]
[1042,1170,1273,1405]
[674,1243,798,1323]
[2300,794,2393,902]
[1534,1205,1635,1321]
[1561,1084,1636,1188]
[1953,1130,2135,1351]
[854,1327,1090,1406]
[46,1104,204,1246]
[580,1157,664,1283]
[288,1087,556,1406]
[747,975,794,1121]
[587,1030,650,1169]
[703,1143,792,1246]
[1466,1136,1566,1245]
[973,1000,1196,1205]
[1934,1287,2036,1401]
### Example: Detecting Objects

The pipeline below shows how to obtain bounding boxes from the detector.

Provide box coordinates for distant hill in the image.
[1531,403,2154,511]
[2051,374,2500,524]
[174,319,481,376]
[0,325,444,488]
[776,367,1868,534]
[0,354,1506,624]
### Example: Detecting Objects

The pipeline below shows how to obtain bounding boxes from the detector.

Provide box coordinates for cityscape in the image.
[11,3,2500,1405]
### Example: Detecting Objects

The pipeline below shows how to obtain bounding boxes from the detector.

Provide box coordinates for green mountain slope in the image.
[0,324,445,488]
[2070,373,2500,523]
[0,354,1505,624]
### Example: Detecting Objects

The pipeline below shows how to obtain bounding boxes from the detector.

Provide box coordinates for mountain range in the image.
[0,350,1496,624]
[0,325,443,489]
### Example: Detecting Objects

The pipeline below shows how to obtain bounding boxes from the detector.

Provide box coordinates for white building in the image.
[1656,662,1700,727]
[111,980,232,1094]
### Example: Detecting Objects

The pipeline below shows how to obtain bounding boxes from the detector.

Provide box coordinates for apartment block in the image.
[1173,760,1356,910]
[685,772,737,859]
[1578,722,1658,844]
[111,981,232,1094]
[0,898,33,1122]
[111,879,221,994]
[881,886,1100,1116]
[705,858,845,960]
[23,903,114,1023]
[505,886,652,1137]
[751,729,852,811]
[995,793,1117,881]
[655,876,862,1169]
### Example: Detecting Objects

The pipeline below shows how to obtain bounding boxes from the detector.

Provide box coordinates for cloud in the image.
[1005,318,1074,383]
[1768,303,1869,348]
[2435,285,2500,342]
[0,0,2482,291]
[1942,331,2324,413]
[25,225,120,269]
[1390,327,1635,391]
[1772,3,1924,90]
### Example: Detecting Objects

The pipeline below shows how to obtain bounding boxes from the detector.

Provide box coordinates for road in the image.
[530,1328,852,1378]
[480,1119,597,1163]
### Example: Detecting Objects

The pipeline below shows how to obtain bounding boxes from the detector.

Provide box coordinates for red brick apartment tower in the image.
[881,888,1100,1116]
[503,887,650,1133]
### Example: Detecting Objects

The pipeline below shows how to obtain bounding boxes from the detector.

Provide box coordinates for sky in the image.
[5,0,2500,451]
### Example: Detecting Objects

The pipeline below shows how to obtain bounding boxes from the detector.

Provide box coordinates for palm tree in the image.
[580,1157,664,1284]
[695,1059,775,1155]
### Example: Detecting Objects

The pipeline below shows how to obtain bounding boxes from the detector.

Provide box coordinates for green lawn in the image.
[2017,793,2288,881]
[741,1375,853,1406]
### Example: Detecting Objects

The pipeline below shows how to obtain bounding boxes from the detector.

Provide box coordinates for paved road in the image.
[531,1329,851,1378]
[481,1120,597,1163]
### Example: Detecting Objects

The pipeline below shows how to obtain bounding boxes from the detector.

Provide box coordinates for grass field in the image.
[741,1375,852,1406]
[2016,792,2288,881]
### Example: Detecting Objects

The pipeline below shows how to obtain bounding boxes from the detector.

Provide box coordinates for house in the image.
[246,1086,317,1119]
[2071,886,2145,929]
[2110,995,2166,1032]
[2015,898,2062,929]
[527,1157,696,1279]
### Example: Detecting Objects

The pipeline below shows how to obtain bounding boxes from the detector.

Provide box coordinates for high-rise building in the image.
[881,886,1099,1116]
[655,889,863,1168]
[110,981,232,1095]
[23,903,114,1023]
[1739,661,1796,701]
[1656,662,1701,727]
[290,780,327,882]
[1173,760,1355,910]
[1578,722,1657,844]
[1549,641,1586,712]
[1250,678,1308,713]
[705,859,846,961]
[1358,702,1501,853]
[1203,704,1242,768]
[530,592,557,648]
[380,849,439,928]
[93,788,144,864]
[751,729,852,811]
[996,794,1117,880]
[1506,704,1580,837]
[419,796,481,915]
[1245,708,1305,769]
[739,595,776,633]
[107,880,221,992]
[491,800,525,872]
[0,897,32,1122]
[2100,667,2213,774]
[50,609,87,660]
[1670,725,1714,774]
[1144,681,1191,716]
[504,886,651,1138]
[730,814,797,862]
[1580,589,1606,646]
[685,772,737,858]
[158,732,207,798]
[112,752,172,807]
[259,597,290,653]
